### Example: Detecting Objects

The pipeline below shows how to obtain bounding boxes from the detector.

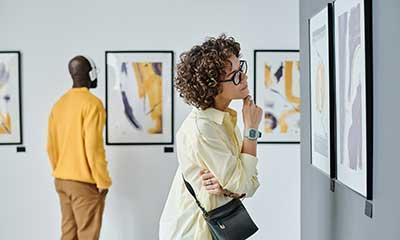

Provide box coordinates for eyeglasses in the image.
[220,60,248,85]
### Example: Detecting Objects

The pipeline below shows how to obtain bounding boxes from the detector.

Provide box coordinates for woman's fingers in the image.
[206,184,224,196]
[243,95,252,106]
[243,96,249,105]
[202,177,218,187]
[205,183,220,191]
[199,169,223,195]
[199,169,207,176]
[201,172,214,181]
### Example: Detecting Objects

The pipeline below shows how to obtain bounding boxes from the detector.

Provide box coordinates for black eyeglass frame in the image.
[220,60,248,85]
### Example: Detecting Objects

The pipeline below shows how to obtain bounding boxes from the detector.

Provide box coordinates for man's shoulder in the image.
[84,92,104,109]
[51,92,69,111]
[58,90,104,111]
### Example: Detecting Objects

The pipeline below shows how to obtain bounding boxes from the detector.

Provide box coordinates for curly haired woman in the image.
[159,35,263,240]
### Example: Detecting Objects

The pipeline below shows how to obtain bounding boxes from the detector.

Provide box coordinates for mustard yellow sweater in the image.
[47,88,112,189]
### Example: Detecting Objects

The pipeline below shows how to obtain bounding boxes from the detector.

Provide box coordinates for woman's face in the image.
[218,55,249,100]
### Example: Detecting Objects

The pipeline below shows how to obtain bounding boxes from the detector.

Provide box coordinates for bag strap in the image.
[182,175,209,216]
[223,189,246,199]
[182,175,246,216]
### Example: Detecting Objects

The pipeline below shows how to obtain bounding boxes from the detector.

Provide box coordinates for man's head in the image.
[68,55,98,88]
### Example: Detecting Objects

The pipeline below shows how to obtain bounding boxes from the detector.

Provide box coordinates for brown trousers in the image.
[55,179,108,240]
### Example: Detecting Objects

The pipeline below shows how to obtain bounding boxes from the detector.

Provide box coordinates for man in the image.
[47,55,112,240]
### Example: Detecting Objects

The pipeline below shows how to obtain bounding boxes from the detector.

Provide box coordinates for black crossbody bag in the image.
[182,176,258,240]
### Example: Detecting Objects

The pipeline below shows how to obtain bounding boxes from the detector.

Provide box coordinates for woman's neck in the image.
[214,96,231,111]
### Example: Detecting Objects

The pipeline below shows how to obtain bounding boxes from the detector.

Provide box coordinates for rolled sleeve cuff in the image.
[240,153,258,177]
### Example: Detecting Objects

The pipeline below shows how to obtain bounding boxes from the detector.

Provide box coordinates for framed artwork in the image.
[254,50,301,144]
[334,0,373,199]
[105,51,174,145]
[309,4,335,176]
[0,51,22,145]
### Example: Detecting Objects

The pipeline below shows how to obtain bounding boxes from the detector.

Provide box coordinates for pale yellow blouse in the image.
[159,107,260,240]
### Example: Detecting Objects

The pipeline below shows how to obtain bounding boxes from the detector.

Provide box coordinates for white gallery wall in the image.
[0,0,300,239]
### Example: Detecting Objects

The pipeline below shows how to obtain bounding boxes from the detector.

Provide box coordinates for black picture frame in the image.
[254,49,301,144]
[0,51,23,145]
[328,3,338,182]
[105,50,174,145]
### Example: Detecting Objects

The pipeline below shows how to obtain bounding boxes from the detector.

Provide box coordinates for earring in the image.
[208,77,218,87]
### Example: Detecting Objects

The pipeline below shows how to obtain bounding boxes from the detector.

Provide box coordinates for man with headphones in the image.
[47,55,112,240]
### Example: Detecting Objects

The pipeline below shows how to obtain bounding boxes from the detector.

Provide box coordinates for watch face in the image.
[249,129,257,138]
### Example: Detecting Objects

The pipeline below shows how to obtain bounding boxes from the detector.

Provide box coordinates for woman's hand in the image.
[200,169,224,195]
[242,95,263,129]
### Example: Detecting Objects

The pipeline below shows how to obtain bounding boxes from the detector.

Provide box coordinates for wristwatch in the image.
[244,128,262,141]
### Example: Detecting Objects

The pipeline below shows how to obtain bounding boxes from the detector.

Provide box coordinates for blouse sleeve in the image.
[195,121,260,197]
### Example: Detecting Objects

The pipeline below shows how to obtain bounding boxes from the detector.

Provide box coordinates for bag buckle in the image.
[217,221,226,229]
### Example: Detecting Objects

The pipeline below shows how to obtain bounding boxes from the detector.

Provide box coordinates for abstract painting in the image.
[0,51,22,145]
[309,5,334,176]
[106,51,174,145]
[334,0,373,199]
[254,50,300,143]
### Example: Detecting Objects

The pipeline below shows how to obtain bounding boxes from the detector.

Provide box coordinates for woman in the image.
[159,35,263,239]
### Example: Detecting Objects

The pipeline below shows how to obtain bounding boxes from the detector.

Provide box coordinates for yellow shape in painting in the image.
[0,113,11,134]
[132,63,163,134]
[284,61,301,105]
[264,125,273,133]
[264,64,273,88]
[316,63,326,113]
[278,108,300,133]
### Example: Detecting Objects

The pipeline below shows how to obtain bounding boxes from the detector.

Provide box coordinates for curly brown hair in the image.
[175,34,241,110]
